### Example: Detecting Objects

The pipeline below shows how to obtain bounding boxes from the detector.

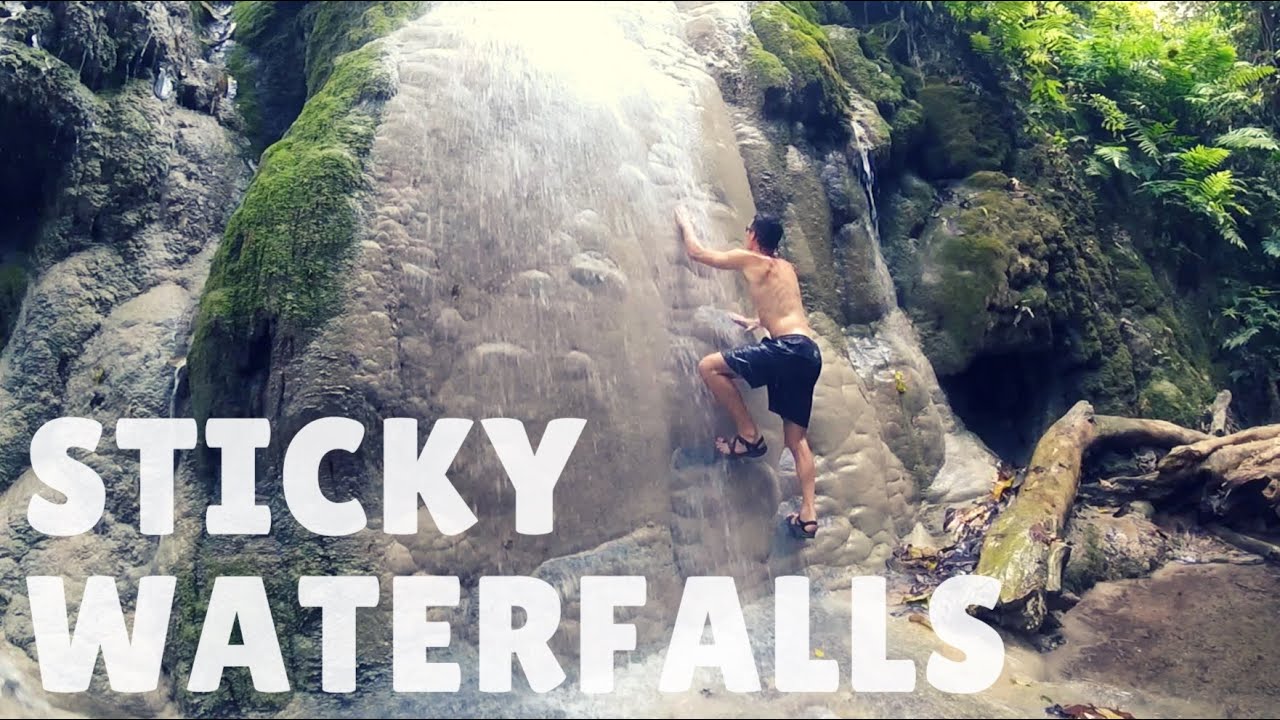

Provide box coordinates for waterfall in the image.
[364,0,779,585]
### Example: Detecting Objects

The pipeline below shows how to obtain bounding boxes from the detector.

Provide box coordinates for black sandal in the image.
[786,513,818,540]
[716,434,768,460]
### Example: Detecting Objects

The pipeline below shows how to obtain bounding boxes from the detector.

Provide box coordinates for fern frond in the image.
[1223,326,1260,350]
[1177,145,1231,175]
[1213,127,1279,151]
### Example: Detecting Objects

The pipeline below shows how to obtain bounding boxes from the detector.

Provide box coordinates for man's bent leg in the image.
[784,420,816,524]
[698,352,761,443]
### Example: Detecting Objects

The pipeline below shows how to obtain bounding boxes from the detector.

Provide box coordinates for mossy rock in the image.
[1063,509,1170,594]
[227,1,310,153]
[1078,340,1138,415]
[745,33,791,110]
[300,1,427,95]
[824,25,904,113]
[0,41,98,136]
[189,41,396,424]
[880,172,935,290]
[749,2,849,141]
[189,1,428,425]
[1105,241,1161,312]
[901,173,1056,376]
[0,262,28,349]
[228,1,425,154]
[917,82,1011,180]
[1138,372,1211,428]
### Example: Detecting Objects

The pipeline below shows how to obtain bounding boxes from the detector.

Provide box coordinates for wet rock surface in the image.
[1050,562,1280,717]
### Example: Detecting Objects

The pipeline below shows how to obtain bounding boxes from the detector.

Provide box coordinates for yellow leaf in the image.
[992,476,1013,501]
[814,648,826,658]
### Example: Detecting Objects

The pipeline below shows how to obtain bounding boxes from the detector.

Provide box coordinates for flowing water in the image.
[361,0,785,587]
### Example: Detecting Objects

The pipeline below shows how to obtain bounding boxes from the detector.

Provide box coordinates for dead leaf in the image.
[901,591,932,605]
[992,474,1013,501]
[1050,704,1136,720]
[814,648,825,658]
[908,612,932,630]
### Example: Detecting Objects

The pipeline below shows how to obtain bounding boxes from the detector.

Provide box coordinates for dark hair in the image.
[750,213,784,255]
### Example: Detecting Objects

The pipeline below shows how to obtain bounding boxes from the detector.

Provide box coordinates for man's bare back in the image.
[740,253,814,340]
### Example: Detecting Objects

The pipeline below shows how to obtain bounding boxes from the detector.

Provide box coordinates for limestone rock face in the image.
[0,3,249,715]
[0,2,1004,714]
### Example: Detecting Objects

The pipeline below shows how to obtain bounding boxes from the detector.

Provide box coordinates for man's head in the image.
[746,213,784,256]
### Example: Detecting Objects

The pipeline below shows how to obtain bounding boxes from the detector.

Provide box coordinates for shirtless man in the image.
[675,206,823,540]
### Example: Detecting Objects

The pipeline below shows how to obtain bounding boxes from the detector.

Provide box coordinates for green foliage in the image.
[942,1,1273,249]
[1214,126,1280,150]
[1144,167,1248,247]
[1219,284,1280,388]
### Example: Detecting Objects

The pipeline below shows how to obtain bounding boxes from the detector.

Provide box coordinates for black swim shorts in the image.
[721,334,823,428]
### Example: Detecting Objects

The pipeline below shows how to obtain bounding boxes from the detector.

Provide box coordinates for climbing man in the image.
[675,206,824,540]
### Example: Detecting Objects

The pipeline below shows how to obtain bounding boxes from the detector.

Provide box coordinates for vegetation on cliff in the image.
[937,1,1280,424]
[182,6,423,711]
[758,1,1280,437]
[189,1,424,427]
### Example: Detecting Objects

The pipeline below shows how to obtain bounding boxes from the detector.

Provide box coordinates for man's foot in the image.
[715,433,768,460]
[786,512,818,540]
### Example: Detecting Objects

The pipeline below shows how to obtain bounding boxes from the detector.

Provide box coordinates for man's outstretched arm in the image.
[675,207,758,271]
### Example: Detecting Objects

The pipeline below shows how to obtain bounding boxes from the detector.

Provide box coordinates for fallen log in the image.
[1159,424,1280,476]
[975,402,1210,631]
[1093,415,1210,449]
[1158,425,1280,519]
[1208,525,1280,563]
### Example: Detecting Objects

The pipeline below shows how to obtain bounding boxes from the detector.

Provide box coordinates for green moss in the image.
[1139,379,1188,422]
[1016,284,1049,311]
[917,82,1011,180]
[825,25,904,111]
[781,1,821,25]
[228,1,425,154]
[0,42,98,134]
[745,35,792,94]
[301,1,426,96]
[227,1,310,153]
[189,43,394,423]
[1080,340,1137,414]
[0,263,29,349]
[1106,243,1161,311]
[171,557,298,716]
[888,98,924,162]
[901,175,1066,375]
[1063,524,1107,594]
[931,227,1010,360]
[750,2,849,140]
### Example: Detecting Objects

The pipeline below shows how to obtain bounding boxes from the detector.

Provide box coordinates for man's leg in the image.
[697,352,761,444]
[784,420,816,524]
